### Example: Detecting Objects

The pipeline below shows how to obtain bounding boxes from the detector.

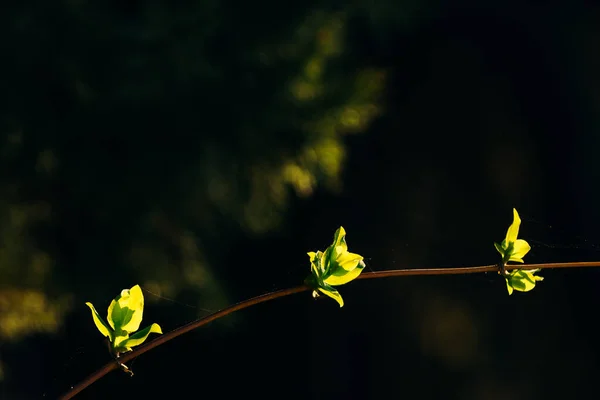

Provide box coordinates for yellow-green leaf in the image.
[118,323,163,351]
[308,251,326,277]
[305,227,364,307]
[494,242,505,258]
[317,286,344,307]
[324,260,366,286]
[335,251,363,272]
[85,302,113,340]
[505,279,514,295]
[506,208,521,243]
[331,227,348,254]
[108,285,145,333]
[509,239,531,262]
[524,269,544,282]
[496,209,531,264]
[113,332,131,351]
[505,269,543,295]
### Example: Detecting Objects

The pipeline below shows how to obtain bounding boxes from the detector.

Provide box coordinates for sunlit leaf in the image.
[113,332,131,351]
[118,323,162,351]
[317,285,344,307]
[308,251,324,278]
[305,226,365,307]
[107,285,144,333]
[509,239,531,263]
[325,260,365,285]
[85,302,113,341]
[505,269,543,295]
[335,251,363,272]
[505,279,514,295]
[331,227,348,256]
[495,208,531,264]
[494,242,504,257]
[506,208,521,243]
[87,284,160,357]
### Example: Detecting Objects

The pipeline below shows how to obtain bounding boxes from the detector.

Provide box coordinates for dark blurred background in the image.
[1,1,600,399]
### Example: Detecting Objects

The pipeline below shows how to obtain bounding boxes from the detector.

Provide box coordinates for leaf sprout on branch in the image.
[60,209,600,399]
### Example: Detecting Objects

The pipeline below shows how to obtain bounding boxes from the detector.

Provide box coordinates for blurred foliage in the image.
[0,187,73,342]
[0,0,385,353]
[0,289,71,339]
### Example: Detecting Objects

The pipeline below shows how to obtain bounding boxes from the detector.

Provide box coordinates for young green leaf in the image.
[86,284,162,357]
[85,302,113,341]
[107,285,145,333]
[113,333,132,351]
[505,269,544,295]
[308,251,325,280]
[315,285,345,308]
[305,226,365,307]
[494,208,531,264]
[324,259,365,286]
[116,323,163,352]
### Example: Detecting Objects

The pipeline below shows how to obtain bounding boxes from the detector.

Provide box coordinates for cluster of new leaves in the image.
[494,208,543,295]
[86,285,162,356]
[304,226,366,307]
[85,210,543,362]
[302,210,544,305]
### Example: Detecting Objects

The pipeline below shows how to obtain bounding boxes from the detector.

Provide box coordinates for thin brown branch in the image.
[59,285,309,400]
[59,261,600,399]
[356,261,600,279]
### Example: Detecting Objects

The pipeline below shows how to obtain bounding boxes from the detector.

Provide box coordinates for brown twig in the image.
[59,261,600,399]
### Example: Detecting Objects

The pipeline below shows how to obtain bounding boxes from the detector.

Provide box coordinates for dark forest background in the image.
[1,1,600,399]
